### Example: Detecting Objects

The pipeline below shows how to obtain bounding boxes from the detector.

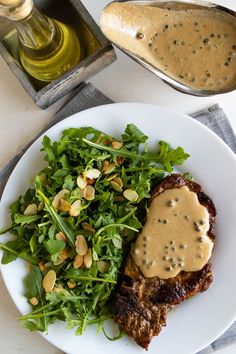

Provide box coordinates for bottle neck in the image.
[15,7,56,50]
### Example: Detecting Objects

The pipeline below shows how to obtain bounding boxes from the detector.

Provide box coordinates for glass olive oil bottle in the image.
[0,0,81,82]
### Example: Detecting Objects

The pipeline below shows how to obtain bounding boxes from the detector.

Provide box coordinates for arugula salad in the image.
[0,124,189,338]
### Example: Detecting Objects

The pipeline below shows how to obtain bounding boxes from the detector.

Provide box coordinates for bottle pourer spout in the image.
[0,0,21,5]
[0,0,33,21]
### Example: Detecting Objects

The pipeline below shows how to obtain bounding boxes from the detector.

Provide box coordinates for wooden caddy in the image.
[0,0,116,108]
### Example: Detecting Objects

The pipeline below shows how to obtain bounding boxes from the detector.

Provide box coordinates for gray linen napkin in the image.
[191,105,236,154]
[0,82,236,353]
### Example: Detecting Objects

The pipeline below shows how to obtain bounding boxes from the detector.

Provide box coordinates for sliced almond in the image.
[103,162,116,175]
[85,168,101,179]
[97,260,109,273]
[95,133,105,144]
[80,188,86,198]
[80,185,95,201]
[37,201,44,212]
[52,189,70,209]
[106,173,117,181]
[55,232,67,243]
[75,235,88,256]
[29,297,39,306]
[84,248,92,269]
[58,190,70,199]
[69,200,81,217]
[39,261,47,272]
[43,270,56,293]
[112,141,123,149]
[77,175,87,189]
[73,254,83,269]
[123,189,139,202]
[102,160,109,169]
[53,286,64,293]
[113,177,123,187]
[112,237,122,249]
[58,199,71,212]
[24,203,38,216]
[52,195,60,210]
[67,280,76,289]
[54,248,71,264]
[81,222,96,234]
[110,180,123,193]
[59,248,71,260]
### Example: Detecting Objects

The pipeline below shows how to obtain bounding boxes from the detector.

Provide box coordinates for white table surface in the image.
[0,0,236,353]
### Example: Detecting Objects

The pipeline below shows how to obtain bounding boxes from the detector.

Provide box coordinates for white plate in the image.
[1,103,236,354]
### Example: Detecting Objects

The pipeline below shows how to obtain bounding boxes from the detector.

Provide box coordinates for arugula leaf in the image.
[122,123,148,143]
[0,224,17,235]
[23,266,49,332]
[36,187,75,247]
[0,240,39,265]
[183,172,193,181]
[44,239,66,255]
[63,175,74,190]
[24,266,43,299]
[1,240,19,264]
[29,234,37,254]
[21,319,45,332]
[157,141,190,172]
[9,197,21,221]
[14,214,40,225]
[41,136,55,161]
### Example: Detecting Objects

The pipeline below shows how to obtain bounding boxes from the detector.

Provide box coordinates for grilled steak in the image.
[114,174,216,349]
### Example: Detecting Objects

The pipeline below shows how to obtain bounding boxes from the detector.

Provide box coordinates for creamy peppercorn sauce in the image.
[131,186,213,280]
[100,2,236,91]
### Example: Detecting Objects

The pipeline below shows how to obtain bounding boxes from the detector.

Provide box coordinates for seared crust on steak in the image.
[114,174,216,349]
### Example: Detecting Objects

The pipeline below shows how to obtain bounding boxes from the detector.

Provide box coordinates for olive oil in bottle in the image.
[0,0,81,82]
